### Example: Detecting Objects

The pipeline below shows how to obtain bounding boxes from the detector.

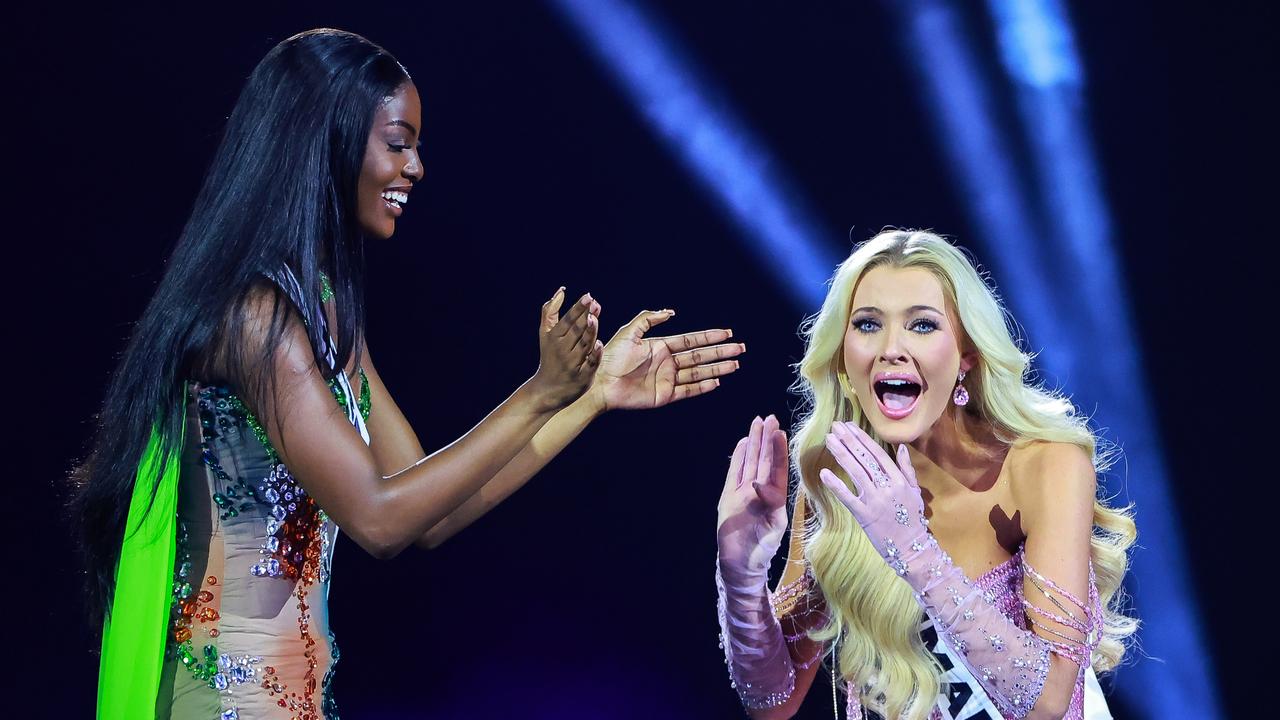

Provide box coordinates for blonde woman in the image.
[715,230,1137,720]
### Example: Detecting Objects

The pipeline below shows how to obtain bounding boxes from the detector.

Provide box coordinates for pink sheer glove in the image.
[715,415,794,709]
[820,422,1096,719]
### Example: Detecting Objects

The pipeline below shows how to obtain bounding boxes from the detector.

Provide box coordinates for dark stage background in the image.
[12,1,1267,718]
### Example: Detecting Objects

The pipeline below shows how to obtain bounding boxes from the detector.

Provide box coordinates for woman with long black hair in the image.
[72,29,742,719]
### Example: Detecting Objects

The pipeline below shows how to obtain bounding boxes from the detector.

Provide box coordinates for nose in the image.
[879,326,910,364]
[402,148,423,183]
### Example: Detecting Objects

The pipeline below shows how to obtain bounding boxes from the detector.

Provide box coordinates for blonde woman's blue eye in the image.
[911,319,939,333]
[852,318,879,333]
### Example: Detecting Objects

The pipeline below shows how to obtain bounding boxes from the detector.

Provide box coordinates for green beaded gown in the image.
[154,269,370,720]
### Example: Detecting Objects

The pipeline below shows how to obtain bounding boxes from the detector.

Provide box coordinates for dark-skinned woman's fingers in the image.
[578,338,604,373]
[659,329,732,353]
[622,309,675,342]
[675,360,739,385]
[553,293,593,339]
[672,341,745,368]
[572,311,599,355]
[669,379,720,403]
[541,287,566,333]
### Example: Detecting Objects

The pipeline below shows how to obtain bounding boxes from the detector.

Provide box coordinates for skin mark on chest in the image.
[921,486,1025,580]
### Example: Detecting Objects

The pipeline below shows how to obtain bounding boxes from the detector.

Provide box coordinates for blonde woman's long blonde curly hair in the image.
[792,229,1138,719]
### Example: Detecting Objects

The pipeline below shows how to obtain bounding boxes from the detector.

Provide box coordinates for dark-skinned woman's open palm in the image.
[594,308,745,411]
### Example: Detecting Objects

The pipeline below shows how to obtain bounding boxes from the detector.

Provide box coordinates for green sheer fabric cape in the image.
[97,400,186,719]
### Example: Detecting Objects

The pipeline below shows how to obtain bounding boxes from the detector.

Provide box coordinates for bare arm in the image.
[250,287,600,560]
[359,340,606,549]
[360,305,744,549]
[415,387,603,548]
[415,310,743,547]
[1013,443,1100,720]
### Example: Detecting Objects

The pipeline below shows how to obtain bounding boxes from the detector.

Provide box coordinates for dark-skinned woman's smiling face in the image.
[357,82,423,240]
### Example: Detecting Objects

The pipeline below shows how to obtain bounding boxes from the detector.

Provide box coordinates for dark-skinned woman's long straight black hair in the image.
[71,28,409,628]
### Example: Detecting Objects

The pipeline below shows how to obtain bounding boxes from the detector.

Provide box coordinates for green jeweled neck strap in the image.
[97,393,187,719]
[320,271,333,303]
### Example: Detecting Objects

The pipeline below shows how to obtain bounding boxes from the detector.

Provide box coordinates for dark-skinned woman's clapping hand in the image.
[529,287,604,412]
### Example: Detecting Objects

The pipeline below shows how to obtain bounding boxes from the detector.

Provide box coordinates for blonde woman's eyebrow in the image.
[851,305,944,315]
[910,305,945,315]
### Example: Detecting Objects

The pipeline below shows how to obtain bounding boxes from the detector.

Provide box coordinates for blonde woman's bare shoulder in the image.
[1007,441,1097,522]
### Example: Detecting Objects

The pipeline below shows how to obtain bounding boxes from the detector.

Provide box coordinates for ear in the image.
[959,350,977,374]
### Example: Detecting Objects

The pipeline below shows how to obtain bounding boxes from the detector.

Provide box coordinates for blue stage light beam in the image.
[549,0,839,309]
[887,1,1077,373]
[986,0,1221,715]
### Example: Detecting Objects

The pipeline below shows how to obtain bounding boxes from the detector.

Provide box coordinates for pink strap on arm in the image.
[890,533,1101,718]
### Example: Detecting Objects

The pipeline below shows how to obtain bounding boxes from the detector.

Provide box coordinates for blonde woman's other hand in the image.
[717,415,790,575]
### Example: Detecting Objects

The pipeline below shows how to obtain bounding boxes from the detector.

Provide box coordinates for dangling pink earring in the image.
[952,370,970,406]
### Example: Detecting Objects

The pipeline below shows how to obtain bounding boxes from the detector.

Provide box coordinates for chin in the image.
[861,408,930,446]
[361,221,395,240]
[868,424,918,446]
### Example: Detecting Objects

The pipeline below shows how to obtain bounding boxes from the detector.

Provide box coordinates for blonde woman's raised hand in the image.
[590,309,743,411]
[819,421,927,559]
[716,415,790,574]
[530,287,603,412]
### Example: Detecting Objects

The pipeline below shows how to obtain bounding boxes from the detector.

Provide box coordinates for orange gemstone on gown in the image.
[174,627,191,643]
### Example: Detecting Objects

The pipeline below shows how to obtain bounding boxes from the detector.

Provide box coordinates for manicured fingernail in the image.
[733,361,740,369]
[727,329,733,337]
[714,379,721,387]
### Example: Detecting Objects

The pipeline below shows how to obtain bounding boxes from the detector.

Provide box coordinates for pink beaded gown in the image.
[774,544,1111,720]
